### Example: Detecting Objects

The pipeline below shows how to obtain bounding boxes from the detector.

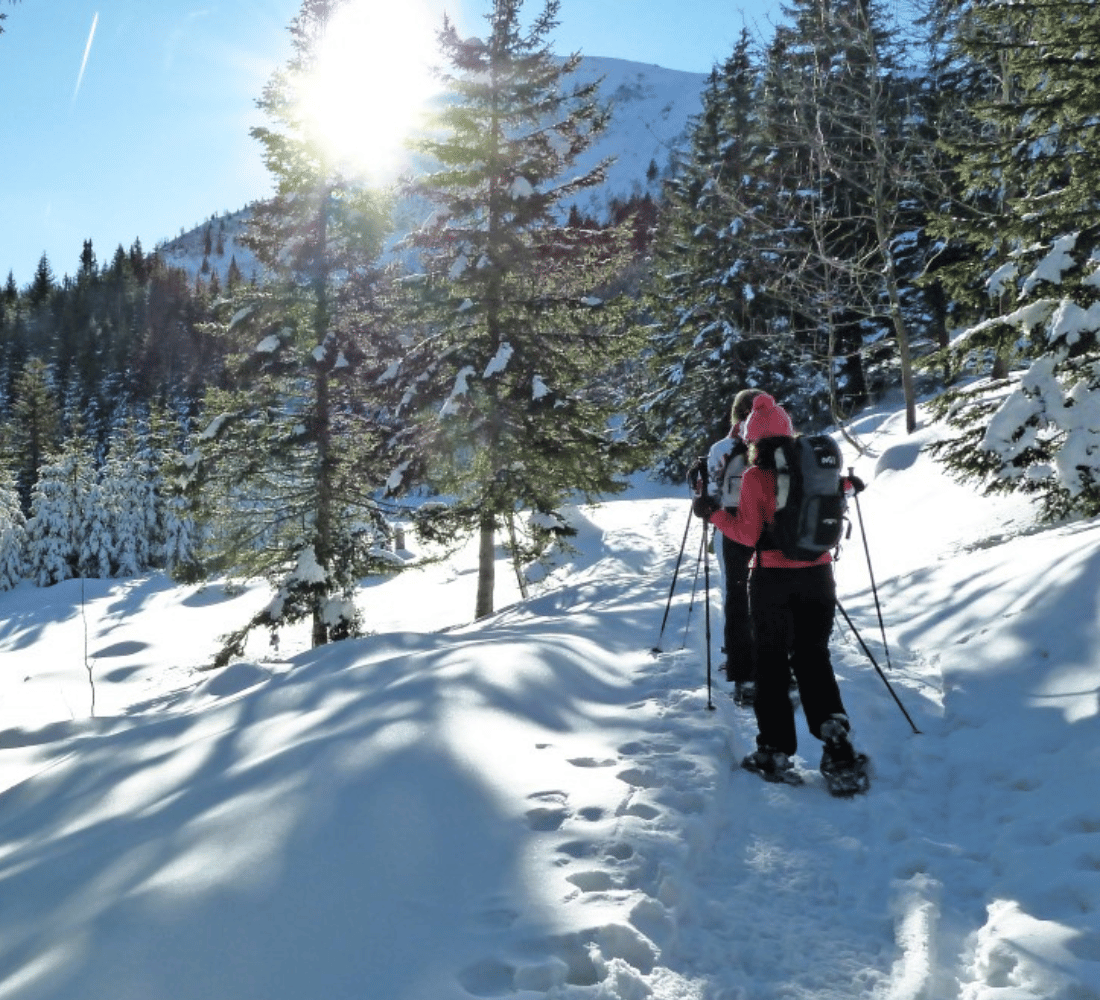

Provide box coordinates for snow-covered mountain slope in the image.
[558,55,707,215]
[156,207,264,287]
[158,56,707,284]
[1,392,1099,999]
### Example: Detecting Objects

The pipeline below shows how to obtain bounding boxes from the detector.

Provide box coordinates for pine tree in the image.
[79,240,97,277]
[192,0,399,659]
[161,485,200,581]
[9,357,61,512]
[79,472,114,579]
[226,256,243,291]
[27,254,54,309]
[389,0,645,619]
[922,0,1025,370]
[0,468,27,590]
[928,0,1100,516]
[26,430,96,586]
[99,416,157,576]
[638,34,785,476]
[151,402,201,580]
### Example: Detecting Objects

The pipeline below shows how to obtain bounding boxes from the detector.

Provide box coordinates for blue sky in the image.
[0,0,781,288]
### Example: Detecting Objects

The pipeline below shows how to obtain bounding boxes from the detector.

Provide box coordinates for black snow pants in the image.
[749,561,848,756]
[721,535,755,683]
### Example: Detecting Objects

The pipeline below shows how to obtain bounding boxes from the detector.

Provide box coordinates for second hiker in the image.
[704,388,762,704]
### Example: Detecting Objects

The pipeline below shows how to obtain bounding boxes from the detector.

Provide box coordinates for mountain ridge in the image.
[156,55,708,285]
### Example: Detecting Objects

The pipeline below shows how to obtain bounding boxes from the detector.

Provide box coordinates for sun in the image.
[296,0,441,182]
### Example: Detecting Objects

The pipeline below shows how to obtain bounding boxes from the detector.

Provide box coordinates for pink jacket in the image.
[709,465,833,569]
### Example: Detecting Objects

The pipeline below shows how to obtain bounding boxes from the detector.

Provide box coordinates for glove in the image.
[692,494,719,520]
[846,474,866,495]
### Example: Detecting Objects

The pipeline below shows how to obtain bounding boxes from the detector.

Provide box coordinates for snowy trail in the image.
[464,496,939,999]
[0,401,1098,999]
[527,481,1100,1000]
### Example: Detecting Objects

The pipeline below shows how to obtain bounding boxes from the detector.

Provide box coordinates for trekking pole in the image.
[703,522,716,711]
[836,599,921,735]
[849,467,894,672]
[652,502,696,653]
[680,520,707,649]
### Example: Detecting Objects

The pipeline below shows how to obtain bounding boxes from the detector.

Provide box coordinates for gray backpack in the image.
[770,435,847,560]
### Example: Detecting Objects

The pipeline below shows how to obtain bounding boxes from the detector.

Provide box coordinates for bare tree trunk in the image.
[475,511,496,620]
[507,513,529,600]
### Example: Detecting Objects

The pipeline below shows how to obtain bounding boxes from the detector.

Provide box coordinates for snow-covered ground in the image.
[0,395,1098,1000]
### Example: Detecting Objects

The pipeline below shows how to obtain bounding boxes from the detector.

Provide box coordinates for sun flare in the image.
[297,0,440,181]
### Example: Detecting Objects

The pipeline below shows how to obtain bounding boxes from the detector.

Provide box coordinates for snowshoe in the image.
[741,748,803,786]
[820,753,871,797]
[819,717,870,797]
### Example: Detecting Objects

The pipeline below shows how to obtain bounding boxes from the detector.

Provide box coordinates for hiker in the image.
[703,389,762,704]
[691,393,867,786]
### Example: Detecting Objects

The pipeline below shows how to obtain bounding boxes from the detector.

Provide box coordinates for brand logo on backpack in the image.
[770,435,846,560]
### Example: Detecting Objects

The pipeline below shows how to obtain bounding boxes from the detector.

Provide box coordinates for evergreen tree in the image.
[193,0,399,658]
[929,0,1100,516]
[638,35,784,476]
[160,461,200,582]
[226,256,244,291]
[929,235,1100,518]
[99,416,157,576]
[79,240,97,277]
[922,0,1026,370]
[129,238,150,286]
[0,467,27,590]
[26,430,96,586]
[79,471,114,579]
[9,357,61,512]
[27,254,54,309]
[390,0,644,619]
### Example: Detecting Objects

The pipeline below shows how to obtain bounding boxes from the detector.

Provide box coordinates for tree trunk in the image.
[312,364,332,649]
[507,512,529,601]
[311,182,333,648]
[475,511,496,620]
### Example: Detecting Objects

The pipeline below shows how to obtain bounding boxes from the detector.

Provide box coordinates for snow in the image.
[440,365,475,416]
[198,413,231,441]
[289,544,327,585]
[1,396,1099,999]
[986,262,1018,300]
[484,342,514,378]
[1022,233,1078,297]
[511,177,535,198]
[450,252,469,280]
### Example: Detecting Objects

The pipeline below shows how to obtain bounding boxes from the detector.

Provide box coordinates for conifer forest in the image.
[1,0,1098,659]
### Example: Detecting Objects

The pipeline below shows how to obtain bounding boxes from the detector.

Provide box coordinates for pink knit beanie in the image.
[742,393,794,442]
